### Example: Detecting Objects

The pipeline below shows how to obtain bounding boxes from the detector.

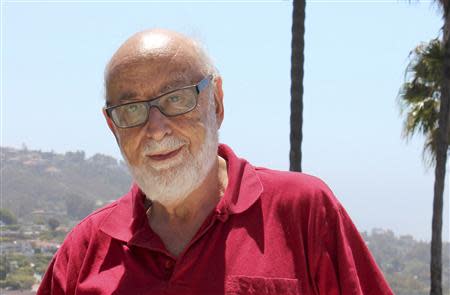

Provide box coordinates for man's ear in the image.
[213,76,224,129]
[102,108,120,144]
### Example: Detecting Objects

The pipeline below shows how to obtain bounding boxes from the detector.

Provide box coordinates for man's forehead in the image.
[108,49,194,78]
[107,45,202,89]
[108,66,200,104]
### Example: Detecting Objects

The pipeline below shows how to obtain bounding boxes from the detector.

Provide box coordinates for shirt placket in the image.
[162,257,176,280]
[165,209,228,283]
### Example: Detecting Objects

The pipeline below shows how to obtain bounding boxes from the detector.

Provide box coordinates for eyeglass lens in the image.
[111,87,197,128]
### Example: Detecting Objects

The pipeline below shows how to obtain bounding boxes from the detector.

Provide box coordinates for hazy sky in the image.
[2,0,449,241]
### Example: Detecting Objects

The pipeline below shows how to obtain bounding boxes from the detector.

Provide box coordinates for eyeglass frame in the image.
[105,74,214,129]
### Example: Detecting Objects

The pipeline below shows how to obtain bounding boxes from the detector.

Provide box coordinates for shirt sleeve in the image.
[36,255,63,295]
[313,200,394,295]
[36,234,76,295]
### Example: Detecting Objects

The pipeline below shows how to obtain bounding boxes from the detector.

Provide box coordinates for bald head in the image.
[104,29,217,105]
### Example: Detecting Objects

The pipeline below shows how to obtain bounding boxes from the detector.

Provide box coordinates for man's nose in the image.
[142,107,172,141]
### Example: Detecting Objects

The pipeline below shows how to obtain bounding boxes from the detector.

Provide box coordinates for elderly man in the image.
[38,29,393,295]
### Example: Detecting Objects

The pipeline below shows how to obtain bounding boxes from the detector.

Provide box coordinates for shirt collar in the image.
[99,143,264,243]
[215,144,263,216]
[99,183,149,243]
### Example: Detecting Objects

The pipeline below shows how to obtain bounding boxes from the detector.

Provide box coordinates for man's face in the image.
[105,57,223,205]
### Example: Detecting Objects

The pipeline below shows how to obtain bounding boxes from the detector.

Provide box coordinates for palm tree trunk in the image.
[290,0,306,172]
[430,3,450,295]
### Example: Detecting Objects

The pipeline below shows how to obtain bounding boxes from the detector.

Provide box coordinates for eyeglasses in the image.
[105,75,213,128]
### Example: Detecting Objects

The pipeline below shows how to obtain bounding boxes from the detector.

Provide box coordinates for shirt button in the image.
[163,259,175,280]
[164,259,175,270]
[217,212,229,222]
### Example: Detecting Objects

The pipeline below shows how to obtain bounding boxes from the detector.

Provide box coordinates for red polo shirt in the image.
[37,144,393,295]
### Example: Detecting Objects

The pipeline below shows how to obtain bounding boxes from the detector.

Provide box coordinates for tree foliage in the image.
[0,255,10,280]
[363,229,450,295]
[0,254,37,290]
[0,208,18,225]
[1,147,131,221]
[47,217,60,231]
[65,194,95,220]
[398,38,448,165]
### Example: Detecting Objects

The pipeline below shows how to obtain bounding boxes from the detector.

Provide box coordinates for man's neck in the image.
[147,156,228,256]
[150,156,227,221]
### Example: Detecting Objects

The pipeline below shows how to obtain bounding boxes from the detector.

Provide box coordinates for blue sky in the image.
[1,0,448,241]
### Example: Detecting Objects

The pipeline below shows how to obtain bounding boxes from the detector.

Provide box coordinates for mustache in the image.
[142,136,188,155]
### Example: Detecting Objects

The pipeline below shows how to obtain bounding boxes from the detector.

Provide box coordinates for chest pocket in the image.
[225,275,301,295]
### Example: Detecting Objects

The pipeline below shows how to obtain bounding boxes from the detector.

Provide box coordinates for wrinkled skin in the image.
[102,29,227,256]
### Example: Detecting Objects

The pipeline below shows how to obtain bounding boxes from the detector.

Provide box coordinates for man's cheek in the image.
[119,137,141,164]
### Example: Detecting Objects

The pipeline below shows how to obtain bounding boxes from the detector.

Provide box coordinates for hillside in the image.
[1,146,132,221]
[363,229,449,295]
[1,147,449,293]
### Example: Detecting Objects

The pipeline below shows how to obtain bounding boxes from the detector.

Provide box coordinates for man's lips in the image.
[146,146,183,161]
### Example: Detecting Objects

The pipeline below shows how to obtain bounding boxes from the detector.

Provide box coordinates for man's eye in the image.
[125,104,139,112]
[168,95,182,103]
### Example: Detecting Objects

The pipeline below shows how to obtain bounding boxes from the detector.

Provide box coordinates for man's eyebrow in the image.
[115,77,192,103]
[159,77,192,93]
[118,91,138,102]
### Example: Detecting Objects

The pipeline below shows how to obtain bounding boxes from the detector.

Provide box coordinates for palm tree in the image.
[399,39,444,163]
[290,0,306,172]
[399,2,450,290]
[430,1,449,294]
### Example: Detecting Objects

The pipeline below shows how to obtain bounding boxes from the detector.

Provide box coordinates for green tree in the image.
[399,4,450,291]
[289,0,306,172]
[32,253,53,275]
[0,255,10,280]
[0,255,36,290]
[47,217,60,231]
[1,271,35,290]
[430,2,450,294]
[65,194,94,220]
[399,39,445,163]
[0,208,18,225]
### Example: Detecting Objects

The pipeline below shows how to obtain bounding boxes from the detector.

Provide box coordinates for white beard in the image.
[122,101,219,207]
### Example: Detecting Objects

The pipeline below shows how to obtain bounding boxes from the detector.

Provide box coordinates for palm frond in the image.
[398,38,449,167]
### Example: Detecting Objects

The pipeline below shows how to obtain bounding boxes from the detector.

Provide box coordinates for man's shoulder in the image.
[254,166,332,195]
[63,194,125,243]
[252,166,339,209]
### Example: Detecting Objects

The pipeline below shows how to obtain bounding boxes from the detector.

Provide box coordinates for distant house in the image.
[30,240,60,254]
[2,230,23,239]
[31,210,45,218]
[1,240,34,256]
[0,289,36,295]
